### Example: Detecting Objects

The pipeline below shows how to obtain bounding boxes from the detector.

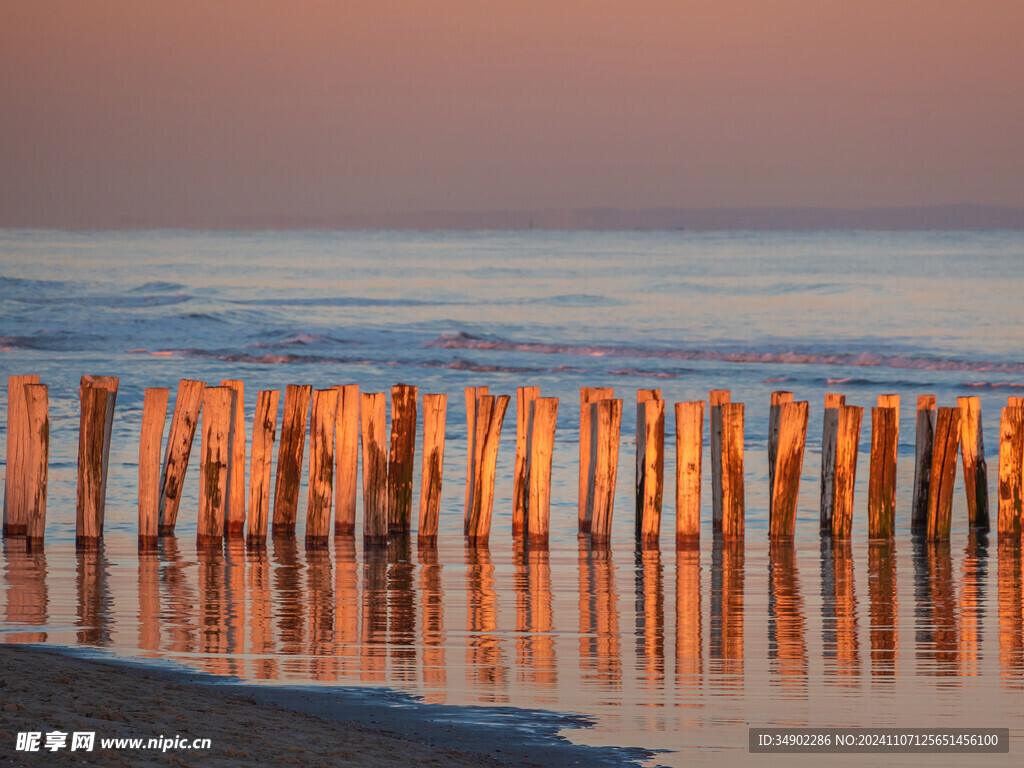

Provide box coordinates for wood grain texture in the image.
[361,392,388,546]
[80,375,118,526]
[768,390,794,524]
[463,386,488,536]
[675,401,704,548]
[76,385,108,546]
[3,374,40,537]
[159,379,205,535]
[819,393,846,533]
[332,384,360,535]
[868,406,898,540]
[138,387,169,549]
[513,386,540,538]
[579,386,614,533]
[997,406,1024,539]
[388,383,418,533]
[246,389,279,546]
[830,405,863,539]
[926,407,961,541]
[197,386,235,549]
[911,394,937,533]
[709,389,731,533]
[22,383,48,544]
[527,397,558,545]
[769,401,808,542]
[720,402,745,541]
[589,398,622,545]
[417,393,447,544]
[219,379,247,537]
[272,383,312,537]
[468,394,509,544]
[957,395,990,532]
[305,388,339,547]
[635,395,665,546]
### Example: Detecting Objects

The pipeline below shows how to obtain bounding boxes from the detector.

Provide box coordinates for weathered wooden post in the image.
[997,405,1024,539]
[911,395,937,533]
[197,386,235,549]
[388,383,418,533]
[417,393,447,544]
[332,384,360,536]
[830,405,863,539]
[159,379,205,535]
[768,390,794,523]
[80,375,118,526]
[589,398,622,545]
[220,380,247,537]
[709,389,731,533]
[76,384,109,548]
[246,389,279,546]
[138,387,169,550]
[579,386,614,534]
[527,397,558,546]
[513,386,540,538]
[635,391,664,546]
[721,401,745,541]
[464,385,488,535]
[272,383,312,537]
[23,383,48,545]
[305,388,339,548]
[675,401,704,548]
[926,407,961,541]
[467,394,509,544]
[957,396,989,532]
[819,393,846,534]
[3,374,40,537]
[361,392,388,547]
[868,405,898,539]
[769,401,809,542]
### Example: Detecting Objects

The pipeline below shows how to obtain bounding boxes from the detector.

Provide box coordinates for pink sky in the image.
[1,1,1022,227]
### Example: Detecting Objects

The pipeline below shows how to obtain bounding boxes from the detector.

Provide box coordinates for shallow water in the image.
[2,229,1024,764]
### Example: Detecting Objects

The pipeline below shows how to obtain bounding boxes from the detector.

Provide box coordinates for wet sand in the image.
[0,644,653,767]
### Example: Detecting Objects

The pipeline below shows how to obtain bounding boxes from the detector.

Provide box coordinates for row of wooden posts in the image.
[3,375,1024,551]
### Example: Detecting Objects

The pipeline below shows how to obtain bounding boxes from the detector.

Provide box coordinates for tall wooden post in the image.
[468,394,509,545]
[527,397,558,546]
[675,401,704,549]
[830,405,863,539]
[768,390,794,524]
[23,383,48,545]
[464,386,488,536]
[76,385,108,548]
[272,384,312,537]
[911,395,937,533]
[197,386,235,550]
[361,392,388,547]
[3,374,40,537]
[138,387,169,550]
[159,379,205,535]
[770,401,809,542]
[79,376,118,526]
[246,389,279,546]
[220,379,247,537]
[997,405,1024,539]
[709,389,731,533]
[579,386,614,534]
[926,407,961,541]
[868,405,898,540]
[635,393,664,546]
[720,402,745,541]
[957,396,989,532]
[388,383,418,533]
[589,398,622,546]
[332,384,360,536]
[513,386,540,538]
[417,394,447,544]
[820,393,846,534]
[306,388,339,548]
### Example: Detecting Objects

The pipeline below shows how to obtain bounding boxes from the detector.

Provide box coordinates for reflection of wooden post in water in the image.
[246,544,277,680]
[589,398,622,546]
[635,392,664,546]
[138,387,169,550]
[3,374,39,537]
[768,542,806,692]
[830,405,862,539]
[221,539,246,679]
[333,536,359,677]
[867,541,898,679]
[527,397,558,546]
[76,385,110,547]
[710,539,744,690]
[246,389,279,546]
[388,383,418,534]
[635,545,665,692]
[161,536,197,655]
[819,393,845,534]
[197,546,230,674]
[138,549,160,653]
[465,544,506,695]
[514,543,557,692]
[914,538,961,676]
[306,547,337,681]
[159,379,205,535]
[361,392,388,547]
[675,547,702,689]
[332,384,360,536]
[997,406,1024,539]
[514,386,540,538]
[770,401,809,542]
[75,545,110,646]
[869,405,898,539]
[22,384,48,546]
[675,401,704,549]
[388,535,416,683]
[768,390,794,524]
[911,395,937,533]
[197,386,236,550]
[709,389,730,534]
[272,384,312,537]
[273,538,304,660]
[959,533,988,678]
[418,542,446,699]
[997,540,1023,687]
[580,386,614,534]
[418,394,447,544]
[220,380,247,537]
[577,539,621,689]
[305,388,339,548]
[958,396,990,532]
[361,545,388,682]
[464,386,488,535]
[721,403,745,541]
[2,539,48,643]
[821,538,860,683]
[467,395,510,545]
[926,407,961,541]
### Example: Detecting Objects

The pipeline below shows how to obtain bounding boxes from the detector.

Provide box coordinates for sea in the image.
[1,228,1023,765]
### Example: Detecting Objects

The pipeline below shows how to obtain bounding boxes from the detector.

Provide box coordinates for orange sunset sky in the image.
[1,0,1022,228]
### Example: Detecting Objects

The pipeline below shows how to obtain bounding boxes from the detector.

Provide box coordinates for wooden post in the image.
[720,402,745,541]
[272,384,312,537]
[305,388,339,548]
[997,406,1024,539]
[464,386,488,535]
[246,389,279,546]
[159,379,205,535]
[819,393,846,534]
[635,393,664,546]
[220,380,247,537]
[675,401,704,549]
[911,395,937,533]
[526,397,558,545]
[868,406,898,540]
[76,385,108,547]
[388,383,418,533]
[332,384,360,536]
[579,386,614,534]
[138,387,169,550]
[361,392,388,547]
[957,396,990,532]
[79,376,118,526]
[513,386,540,538]
[3,374,39,536]
[197,386,234,549]
[417,394,447,544]
[709,389,731,533]
[769,401,809,542]
[589,399,622,546]
[768,390,794,524]
[830,405,863,539]
[23,383,48,545]
[926,407,961,541]
[468,394,509,544]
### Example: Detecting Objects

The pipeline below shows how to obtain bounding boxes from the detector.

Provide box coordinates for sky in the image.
[1,1,1022,227]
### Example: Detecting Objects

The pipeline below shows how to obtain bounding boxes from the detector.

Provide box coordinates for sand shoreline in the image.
[0,644,657,767]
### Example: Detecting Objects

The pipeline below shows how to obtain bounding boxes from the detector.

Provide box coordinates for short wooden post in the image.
[332,384,360,536]
[468,394,509,544]
[868,405,898,540]
[197,386,235,549]
[709,389,731,533]
[720,402,745,541]
[23,383,48,545]
[589,398,622,545]
[76,385,108,547]
[464,386,488,535]
[768,390,794,523]
[526,397,558,545]
[138,387,169,549]
[579,386,614,534]
[513,386,540,538]
[80,376,118,526]
[819,393,846,534]
[635,392,664,545]
[388,383,418,533]
[272,384,312,537]
[305,388,339,548]
[159,379,205,535]
[220,380,247,537]
[957,396,990,532]
[830,405,863,539]
[246,389,279,546]
[911,395,937,533]
[926,407,961,541]
[769,401,809,542]
[997,406,1024,539]
[675,401,704,549]
[3,374,39,536]
[361,392,388,546]
[417,394,447,544]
